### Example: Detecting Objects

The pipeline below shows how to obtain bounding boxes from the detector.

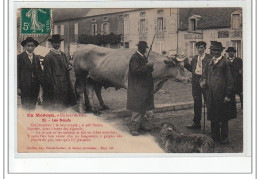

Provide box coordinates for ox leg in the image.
[94,83,109,110]
[75,75,88,114]
[85,78,99,113]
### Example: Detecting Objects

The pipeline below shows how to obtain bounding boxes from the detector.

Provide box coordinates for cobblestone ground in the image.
[101,104,243,153]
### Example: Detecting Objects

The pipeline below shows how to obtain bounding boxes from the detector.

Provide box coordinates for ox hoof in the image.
[85,107,100,115]
[101,105,109,111]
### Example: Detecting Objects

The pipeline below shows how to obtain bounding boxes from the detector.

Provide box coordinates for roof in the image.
[52,9,91,22]
[178,8,242,30]
[53,8,139,22]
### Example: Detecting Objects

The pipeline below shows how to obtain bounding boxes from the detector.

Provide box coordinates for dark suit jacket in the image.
[228,57,243,93]
[17,51,43,98]
[127,52,154,113]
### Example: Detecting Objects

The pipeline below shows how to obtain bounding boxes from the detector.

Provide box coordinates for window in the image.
[189,18,196,31]
[91,24,98,35]
[157,18,163,31]
[74,23,78,35]
[61,41,64,52]
[140,11,146,17]
[125,42,129,48]
[91,18,96,22]
[103,17,108,21]
[157,41,164,54]
[188,15,201,32]
[140,19,146,33]
[232,13,242,30]
[118,21,124,34]
[124,19,130,34]
[101,22,110,35]
[157,10,163,15]
[60,24,64,35]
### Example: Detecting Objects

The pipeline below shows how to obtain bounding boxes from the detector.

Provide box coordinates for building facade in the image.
[17,8,243,59]
[177,8,243,58]
[122,8,178,55]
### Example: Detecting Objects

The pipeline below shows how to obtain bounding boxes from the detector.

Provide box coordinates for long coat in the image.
[127,52,154,113]
[203,56,236,122]
[43,50,76,108]
[228,57,243,94]
[184,53,212,96]
[17,52,43,109]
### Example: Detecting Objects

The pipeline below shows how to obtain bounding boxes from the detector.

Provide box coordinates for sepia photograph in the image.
[16,7,245,154]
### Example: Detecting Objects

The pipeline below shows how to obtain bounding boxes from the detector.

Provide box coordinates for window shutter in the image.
[54,25,58,34]
[74,23,78,35]
[145,19,149,32]
[95,24,97,35]
[138,20,140,33]
[107,23,110,34]
[101,23,104,35]
[91,24,94,35]
[163,18,167,31]
[154,19,157,32]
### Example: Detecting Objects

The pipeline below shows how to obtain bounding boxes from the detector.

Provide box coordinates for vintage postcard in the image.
[16,7,245,153]
[7,0,254,174]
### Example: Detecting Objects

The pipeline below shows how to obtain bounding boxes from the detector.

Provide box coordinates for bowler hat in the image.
[21,37,39,47]
[48,34,64,43]
[137,41,149,48]
[195,41,207,47]
[209,41,225,50]
[226,47,237,53]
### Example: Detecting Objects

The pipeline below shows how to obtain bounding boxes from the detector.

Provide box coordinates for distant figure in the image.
[184,41,212,129]
[17,37,43,110]
[43,34,76,110]
[201,41,236,144]
[26,9,47,32]
[226,47,243,108]
[127,41,154,136]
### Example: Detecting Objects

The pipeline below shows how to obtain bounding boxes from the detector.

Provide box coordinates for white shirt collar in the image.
[198,53,205,60]
[51,48,62,55]
[26,50,33,56]
[213,55,223,64]
[136,51,145,58]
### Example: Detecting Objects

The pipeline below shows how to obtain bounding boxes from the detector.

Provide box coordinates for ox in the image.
[73,44,189,113]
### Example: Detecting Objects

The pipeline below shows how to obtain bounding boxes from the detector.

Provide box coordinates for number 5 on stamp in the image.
[21,8,52,35]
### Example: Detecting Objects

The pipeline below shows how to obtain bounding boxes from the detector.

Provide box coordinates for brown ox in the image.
[73,44,188,113]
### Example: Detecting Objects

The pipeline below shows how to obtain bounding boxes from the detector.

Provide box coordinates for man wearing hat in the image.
[17,37,44,109]
[201,41,236,144]
[127,41,154,136]
[43,34,76,109]
[226,47,243,108]
[184,41,212,129]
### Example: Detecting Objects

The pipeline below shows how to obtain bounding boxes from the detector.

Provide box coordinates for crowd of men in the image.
[17,35,76,111]
[17,35,242,144]
[126,40,242,144]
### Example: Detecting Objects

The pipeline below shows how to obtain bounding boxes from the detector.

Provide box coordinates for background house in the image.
[177,8,243,58]
[17,8,243,59]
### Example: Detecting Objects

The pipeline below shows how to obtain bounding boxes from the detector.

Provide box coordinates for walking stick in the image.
[203,100,206,134]
[147,33,156,59]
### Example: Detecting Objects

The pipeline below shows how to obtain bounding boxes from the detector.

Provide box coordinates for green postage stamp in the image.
[21,8,52,35]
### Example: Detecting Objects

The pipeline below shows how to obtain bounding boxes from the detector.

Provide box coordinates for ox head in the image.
[160,52,190,83]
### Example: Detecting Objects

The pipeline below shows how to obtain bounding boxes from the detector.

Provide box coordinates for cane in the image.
[219,122,222,143]
[203,100,206,134]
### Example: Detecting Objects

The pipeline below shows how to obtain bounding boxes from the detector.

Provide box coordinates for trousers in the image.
[130,111,146,130]
[192,75,206,124]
